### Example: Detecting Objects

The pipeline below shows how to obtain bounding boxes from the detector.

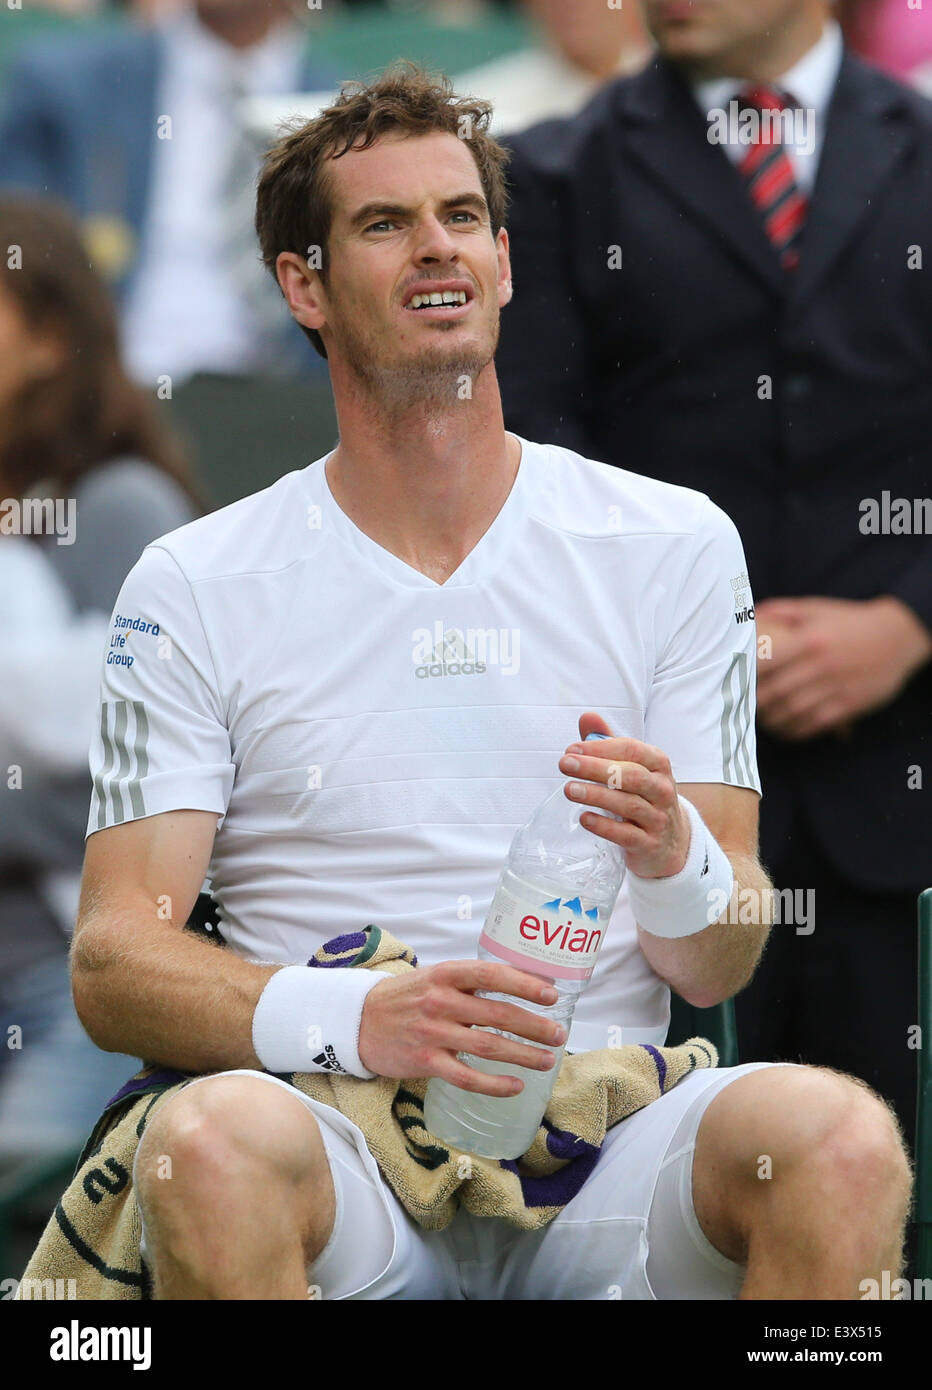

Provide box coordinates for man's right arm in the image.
[73,810,567,1095]
[72,811,281,1072]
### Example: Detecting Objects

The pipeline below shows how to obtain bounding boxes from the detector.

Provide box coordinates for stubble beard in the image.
[337,307,500,415]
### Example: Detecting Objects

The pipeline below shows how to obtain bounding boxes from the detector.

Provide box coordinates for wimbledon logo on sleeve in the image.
[731,571,755,625]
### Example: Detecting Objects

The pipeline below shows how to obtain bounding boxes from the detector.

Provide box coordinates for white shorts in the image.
[136,1060,797,1300]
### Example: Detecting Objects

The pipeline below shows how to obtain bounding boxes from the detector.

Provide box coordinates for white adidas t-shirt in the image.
[87,435,760,1052]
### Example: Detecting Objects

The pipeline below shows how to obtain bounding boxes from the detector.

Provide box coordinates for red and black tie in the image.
[737,84,808,271]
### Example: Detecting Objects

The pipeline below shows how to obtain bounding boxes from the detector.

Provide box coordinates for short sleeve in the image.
[644,498,761,795]
[87,543,235,837]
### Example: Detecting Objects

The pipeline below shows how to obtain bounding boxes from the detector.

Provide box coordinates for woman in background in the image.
[0,194,203,1158]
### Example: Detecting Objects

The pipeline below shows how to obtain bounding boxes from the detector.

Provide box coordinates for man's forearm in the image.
[72,907,280,1072]
[637,852,772,1009]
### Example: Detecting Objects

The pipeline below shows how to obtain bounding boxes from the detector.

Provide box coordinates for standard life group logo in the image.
[411,622,520,678]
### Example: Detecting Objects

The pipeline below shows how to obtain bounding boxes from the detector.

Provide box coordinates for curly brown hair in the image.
[255,63,511,359]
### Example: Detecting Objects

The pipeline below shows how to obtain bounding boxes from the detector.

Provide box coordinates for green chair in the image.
[917,888,932,1282]
[667,993,739,1068]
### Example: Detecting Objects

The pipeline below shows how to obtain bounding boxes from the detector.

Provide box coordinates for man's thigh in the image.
[485,1062,797,1301]
[134,1069,461,1301]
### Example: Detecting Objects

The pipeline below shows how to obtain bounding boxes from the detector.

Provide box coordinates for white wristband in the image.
[627,796,734,940]
[252,965,392,1078]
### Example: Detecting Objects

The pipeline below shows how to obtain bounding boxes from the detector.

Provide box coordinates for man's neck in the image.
[681,12,827,85]
[324,365,519,586]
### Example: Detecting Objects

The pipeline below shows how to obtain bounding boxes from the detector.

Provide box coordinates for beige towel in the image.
[17,925,715,1298]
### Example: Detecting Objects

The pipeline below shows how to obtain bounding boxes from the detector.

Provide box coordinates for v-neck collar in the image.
[314,434,531,590]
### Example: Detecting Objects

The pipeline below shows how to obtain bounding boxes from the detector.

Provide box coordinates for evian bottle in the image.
[424,734,625,1159]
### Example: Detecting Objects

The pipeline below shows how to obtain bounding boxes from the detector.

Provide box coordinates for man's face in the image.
[642,0,820,69]
[310,131,511,404]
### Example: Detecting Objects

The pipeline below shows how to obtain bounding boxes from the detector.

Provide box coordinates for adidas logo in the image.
[413,627,487,679]
[312,1045,347,1074]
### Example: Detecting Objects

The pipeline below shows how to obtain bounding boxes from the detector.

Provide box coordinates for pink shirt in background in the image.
[844,0,932,84]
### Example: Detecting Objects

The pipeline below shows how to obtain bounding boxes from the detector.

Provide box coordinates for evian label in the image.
[479,872,608,980]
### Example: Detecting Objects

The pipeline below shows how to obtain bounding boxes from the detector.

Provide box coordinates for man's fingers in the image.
[565,735,669,773]
[756,661,824,707]
[566,780,667,831]
[437,1057,527,1098]
[755,600,810,624]
[458,994,567,1047]
[453,1024,557,1072]
[758,673,829,722]
[435,959,558,1006]
[559,754,670,805]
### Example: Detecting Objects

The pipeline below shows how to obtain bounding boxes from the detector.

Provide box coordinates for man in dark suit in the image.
[0,0,337,384]
[496,0,932,1151]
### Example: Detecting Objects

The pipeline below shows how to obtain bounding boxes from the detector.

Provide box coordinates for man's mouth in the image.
[406,289,470,311]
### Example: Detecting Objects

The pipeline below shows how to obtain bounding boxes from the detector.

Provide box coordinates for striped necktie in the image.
[736,84,808,271]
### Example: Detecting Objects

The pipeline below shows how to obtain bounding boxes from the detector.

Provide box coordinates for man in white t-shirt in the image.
[72,67,910,1300]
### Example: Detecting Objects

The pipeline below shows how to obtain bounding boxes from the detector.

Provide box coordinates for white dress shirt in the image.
[691,20,844,195]
[121,4,305,385]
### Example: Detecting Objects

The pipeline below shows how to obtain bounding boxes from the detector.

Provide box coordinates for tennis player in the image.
[72,67,910,1300]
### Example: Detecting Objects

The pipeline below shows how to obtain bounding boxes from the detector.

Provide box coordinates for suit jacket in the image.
[0,24,336,372]
[497,52,932,894]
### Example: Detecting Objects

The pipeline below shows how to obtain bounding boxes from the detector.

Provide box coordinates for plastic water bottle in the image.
[424,734,626,1159]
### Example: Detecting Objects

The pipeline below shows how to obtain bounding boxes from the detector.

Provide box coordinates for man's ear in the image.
[496,227,513,307]
[276,250,328,335]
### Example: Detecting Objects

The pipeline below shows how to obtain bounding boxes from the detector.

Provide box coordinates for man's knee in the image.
[692,1065,912,1260]
[136,1074,334,1230]
[797,1067,912,1202]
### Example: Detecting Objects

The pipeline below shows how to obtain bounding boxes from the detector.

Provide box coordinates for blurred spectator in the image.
[840,0,932,89]
[456,0,652,132]
[0,195,202,1157]
[497,0,932,1151]
[0,0,337,389]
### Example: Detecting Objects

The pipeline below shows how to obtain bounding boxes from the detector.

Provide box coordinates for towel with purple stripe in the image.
[16,925,715,1298]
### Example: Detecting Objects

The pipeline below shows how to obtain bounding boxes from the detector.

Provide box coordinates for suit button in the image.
[784,373,812,400]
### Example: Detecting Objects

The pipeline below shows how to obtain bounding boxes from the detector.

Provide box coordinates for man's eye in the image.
[367,220,396,233]
[450,211,477,223]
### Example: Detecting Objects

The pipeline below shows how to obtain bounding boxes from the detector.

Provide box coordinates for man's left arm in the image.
[561,492,771,1007]
[560,735,770,1008]
[637,780,771,1008]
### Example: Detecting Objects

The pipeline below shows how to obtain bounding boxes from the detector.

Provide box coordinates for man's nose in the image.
[413,215,458,262]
